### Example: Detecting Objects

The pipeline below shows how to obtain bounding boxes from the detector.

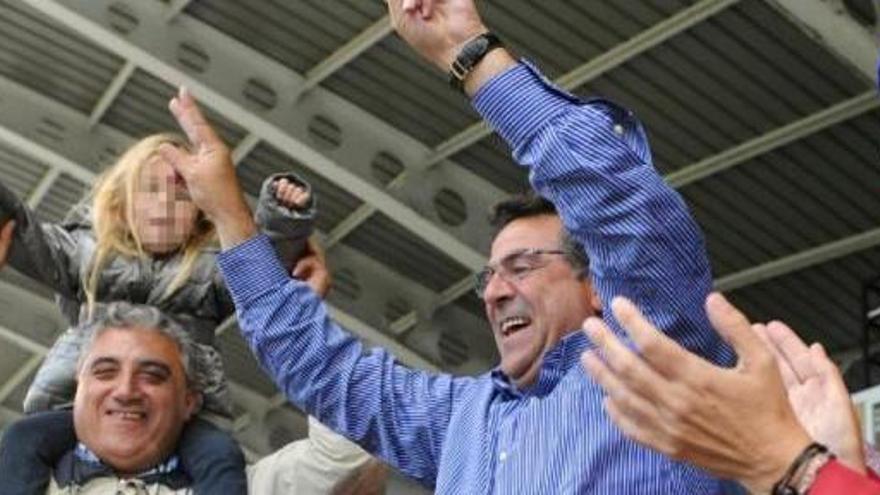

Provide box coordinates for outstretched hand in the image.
[761,320,865,473]
[0,220,13,268]
[159,87,255,248]
[580,294,814,493]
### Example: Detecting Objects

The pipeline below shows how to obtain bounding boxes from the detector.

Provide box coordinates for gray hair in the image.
[77,302,207,392]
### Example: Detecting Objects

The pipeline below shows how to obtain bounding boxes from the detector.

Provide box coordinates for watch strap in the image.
[448,32,503,91]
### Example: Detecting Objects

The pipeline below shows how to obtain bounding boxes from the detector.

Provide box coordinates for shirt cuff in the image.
[472,60,578,150]
[217,234,291,305]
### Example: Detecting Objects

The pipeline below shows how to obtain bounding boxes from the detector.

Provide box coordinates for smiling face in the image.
[483,214,599,388]
[73,327,199,475]
[132,155,198,255]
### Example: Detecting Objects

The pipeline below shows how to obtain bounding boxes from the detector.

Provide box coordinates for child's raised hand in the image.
[274,178,311,210]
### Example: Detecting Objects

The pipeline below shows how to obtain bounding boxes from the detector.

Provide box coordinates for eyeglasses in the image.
[474,248,567,299]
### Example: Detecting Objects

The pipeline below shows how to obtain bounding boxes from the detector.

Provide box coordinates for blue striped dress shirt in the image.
[218,62,735,493]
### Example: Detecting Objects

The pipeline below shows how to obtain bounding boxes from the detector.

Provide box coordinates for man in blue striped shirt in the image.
[162,1,736,492]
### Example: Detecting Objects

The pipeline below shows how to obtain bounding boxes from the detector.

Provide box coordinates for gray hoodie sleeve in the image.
[0,181,83,300]
[254,172,316,269]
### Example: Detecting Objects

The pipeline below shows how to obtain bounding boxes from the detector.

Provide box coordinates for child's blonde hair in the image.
[84,133,216,314]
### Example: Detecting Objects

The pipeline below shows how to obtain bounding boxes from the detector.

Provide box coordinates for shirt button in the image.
[613,124,624,135]
[499,451,508,462]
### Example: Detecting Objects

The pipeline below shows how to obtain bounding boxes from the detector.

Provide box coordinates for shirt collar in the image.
[75,443,182,475]
[491,331,589,398]
[53,442,189,489]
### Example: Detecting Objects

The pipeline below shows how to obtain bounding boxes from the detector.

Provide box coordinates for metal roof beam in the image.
[299,16,392,95]
[29,0,491,272]
[0,73,447,369]
[0,273,60,406]
[715,227,880,292]
[0,326,48,406]
[0,74,127,184]
[320,0,741,273]
[25,167,62,209]
[228,15,394,162]
[231,133,262,165]
[0,355,43,406]
[164,0,194,23]
[766,0,876,82]
[321,0,743,315]
[88,61,137,128]
[665,91,880,188]
[425,0,742,167]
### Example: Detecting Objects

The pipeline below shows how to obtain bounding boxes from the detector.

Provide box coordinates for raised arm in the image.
[0,181,84,299]
[389,0,730,364]
[163,86,463,486]
[253,173,315,269]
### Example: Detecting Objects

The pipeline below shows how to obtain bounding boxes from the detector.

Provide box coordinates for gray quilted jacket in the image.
[0,172,314,417]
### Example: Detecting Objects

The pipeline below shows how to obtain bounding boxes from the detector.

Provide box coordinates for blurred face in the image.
[483,215,599,388]
[73,327,199,475]
[133,155,198,254]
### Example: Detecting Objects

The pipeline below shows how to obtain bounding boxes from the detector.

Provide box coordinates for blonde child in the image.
[0,127,314,493]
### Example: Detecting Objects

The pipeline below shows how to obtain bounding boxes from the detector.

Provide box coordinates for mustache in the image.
[494,297,531,322]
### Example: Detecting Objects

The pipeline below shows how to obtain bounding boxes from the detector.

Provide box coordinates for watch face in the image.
[450,34,501,89]
[464,37,489,58]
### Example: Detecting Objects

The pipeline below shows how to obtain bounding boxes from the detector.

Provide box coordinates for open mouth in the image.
[105,409,147,421]
[500,316,531,337]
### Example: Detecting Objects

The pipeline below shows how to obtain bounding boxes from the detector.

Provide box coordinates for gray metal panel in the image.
[727,247,880,355]
[344,212,471,292]
[36,173,88,224]
[237,142,363,233]
[480,0,692,78]
[685,110,880,275]
[451,0,872,194]
[0,282,63,347]
[450,134,527,194]
[577,0,868,173]
[217,327,280,398]
[185,0,386,74]
[322,0,693,149]
[0,368,35,412]
[0,0,123,114]
[453,290,486,321]
[0,143,48,200]
[0,270,56,311]
[101,69,248,147]
[0,342,33,387]
[322,35,480,147]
